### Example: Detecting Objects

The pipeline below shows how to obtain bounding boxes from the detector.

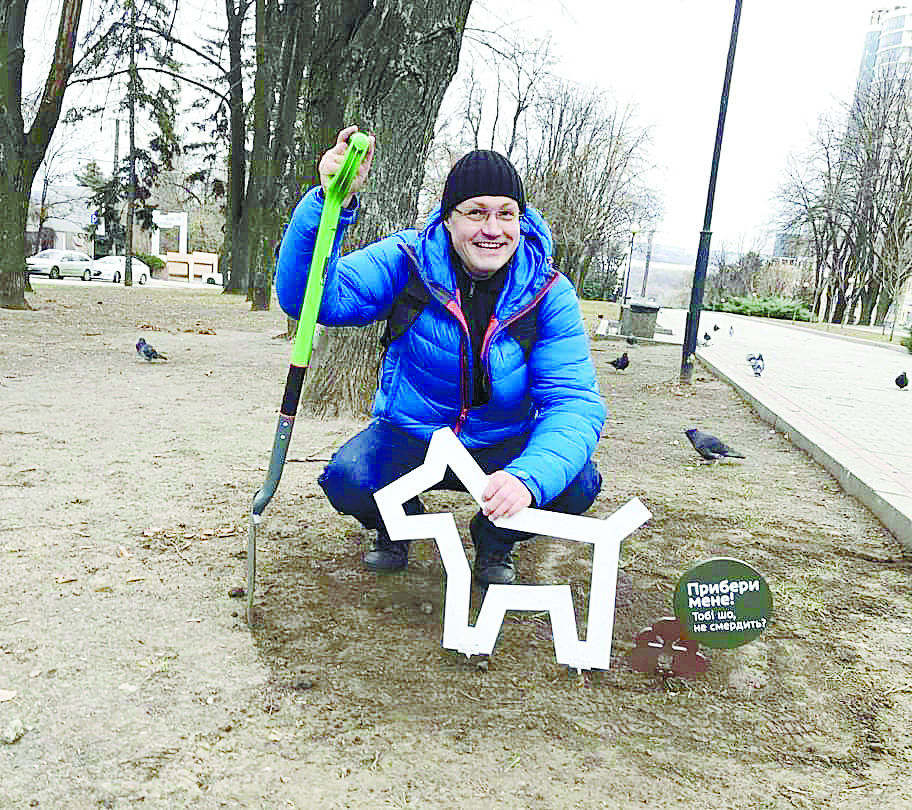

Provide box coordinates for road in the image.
[28,276,224,292]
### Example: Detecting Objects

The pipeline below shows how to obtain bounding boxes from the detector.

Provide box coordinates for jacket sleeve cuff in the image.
[505,467,540,508]
[311,186,361,225]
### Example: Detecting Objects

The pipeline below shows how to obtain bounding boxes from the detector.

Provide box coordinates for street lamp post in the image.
[622,228,637,304]
[680,0,743,383]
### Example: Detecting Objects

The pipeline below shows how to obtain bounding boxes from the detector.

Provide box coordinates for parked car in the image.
[202,270,223,286]
[91,255,150,285]
[26,249,94,280]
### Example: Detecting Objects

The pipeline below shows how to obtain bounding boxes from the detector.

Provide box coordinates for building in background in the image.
[855,6,912,97]
[26,185,95,256]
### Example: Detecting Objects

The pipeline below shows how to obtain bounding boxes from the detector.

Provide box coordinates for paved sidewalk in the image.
[650,308,912,551]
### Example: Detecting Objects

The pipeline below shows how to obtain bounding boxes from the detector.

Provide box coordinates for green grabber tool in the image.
[247,131,370,624]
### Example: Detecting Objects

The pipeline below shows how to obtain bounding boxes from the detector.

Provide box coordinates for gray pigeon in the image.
[684,428,746,461]
[746,353,764,377]
[136,337,167,361]
[896,371,908,390]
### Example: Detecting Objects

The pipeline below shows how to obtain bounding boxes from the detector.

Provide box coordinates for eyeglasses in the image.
[452,206,519,223]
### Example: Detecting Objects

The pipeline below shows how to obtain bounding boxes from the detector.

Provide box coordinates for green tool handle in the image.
[291,132,370,367]
[251,131,370,518]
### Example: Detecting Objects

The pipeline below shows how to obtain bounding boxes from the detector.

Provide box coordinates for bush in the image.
[902,328,912,354]
[134,252,165,273]
[709,295,812,322]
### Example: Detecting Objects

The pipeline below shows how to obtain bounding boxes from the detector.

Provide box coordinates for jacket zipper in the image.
[445,296,472,433]
[480,269,560,379]
[400,244,557,434]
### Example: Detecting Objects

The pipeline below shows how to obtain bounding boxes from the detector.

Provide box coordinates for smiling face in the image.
[444,195,521,278]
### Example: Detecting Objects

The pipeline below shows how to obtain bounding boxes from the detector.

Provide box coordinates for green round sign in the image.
[673,558,773,649]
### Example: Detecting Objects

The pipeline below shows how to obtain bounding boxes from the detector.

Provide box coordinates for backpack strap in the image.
[381,268,432,349]
[505,309,538,360]
[382,264,557,360]
[501,267,559,360]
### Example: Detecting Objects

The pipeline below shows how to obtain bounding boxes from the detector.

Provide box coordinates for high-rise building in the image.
[855,6,912,95]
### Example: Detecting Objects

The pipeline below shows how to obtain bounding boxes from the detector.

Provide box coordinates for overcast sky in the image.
[496,0,879,253]
[27,0,881,255]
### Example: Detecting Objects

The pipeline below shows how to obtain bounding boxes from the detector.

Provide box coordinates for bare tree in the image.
[863,71,912,330]
[778,115,856,323]
[779,70,912,326]
[521,81,654,292]
[705,246,764,304]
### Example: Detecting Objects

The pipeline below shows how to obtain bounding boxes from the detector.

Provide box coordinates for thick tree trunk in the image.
[299,0,474,417]
[875,287,892,326]
[858,278,879,325]
[0,180,30,309]
[0,0,83,308]
[831,288,848,324]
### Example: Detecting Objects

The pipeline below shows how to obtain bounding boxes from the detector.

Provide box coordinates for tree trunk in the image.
[831,288,848,324]
[299,0,474,417]
[0,183,30,309]
[875,286,892,326]
[223,0,249,295]
[0,0,84,309]
[242,0,313,310]
[858,277,879,325]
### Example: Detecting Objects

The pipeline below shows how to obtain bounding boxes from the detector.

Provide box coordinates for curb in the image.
[697,351,912,553]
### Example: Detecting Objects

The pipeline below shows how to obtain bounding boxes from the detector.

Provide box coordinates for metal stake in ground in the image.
[246,132,370,624]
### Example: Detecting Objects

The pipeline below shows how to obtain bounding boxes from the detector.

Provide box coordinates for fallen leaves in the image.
[140,525,238,565]
[142,526,237,541]
[181,321,216,335]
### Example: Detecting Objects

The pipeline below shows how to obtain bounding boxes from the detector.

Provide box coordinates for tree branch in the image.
[70,66,232,107]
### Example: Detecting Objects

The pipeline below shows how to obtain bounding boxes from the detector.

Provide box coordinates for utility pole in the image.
[640,229,655,298]
[112,118,120,255]
[680,0,742,383]
[124,0,137,286]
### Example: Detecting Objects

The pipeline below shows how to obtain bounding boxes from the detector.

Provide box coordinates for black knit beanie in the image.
[441,150,525,220]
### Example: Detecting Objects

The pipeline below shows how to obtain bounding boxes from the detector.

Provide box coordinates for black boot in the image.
[362,528,409,572]
[470,512,516,585]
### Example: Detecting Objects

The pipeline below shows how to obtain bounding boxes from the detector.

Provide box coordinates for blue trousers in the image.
[317,420,603,552]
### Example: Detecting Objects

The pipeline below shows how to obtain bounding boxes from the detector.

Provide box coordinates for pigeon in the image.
[729,325,734,337]
[626,335,638,346]
[897,371,909,390]
[713,324,720,332]
[609,351,630,370]
[136,337,167,361]
[703,332,712,343]
[746,353,764,377]
[684,428,746,461]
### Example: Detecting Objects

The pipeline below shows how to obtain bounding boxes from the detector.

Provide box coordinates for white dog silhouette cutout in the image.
[373,428,651,670]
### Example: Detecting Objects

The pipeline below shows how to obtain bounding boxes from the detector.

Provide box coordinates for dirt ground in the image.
[2,281,912,809]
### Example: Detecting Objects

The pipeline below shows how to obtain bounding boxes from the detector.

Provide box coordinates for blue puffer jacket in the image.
[275,186,606,507]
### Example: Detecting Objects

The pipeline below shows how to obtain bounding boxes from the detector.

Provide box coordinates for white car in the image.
[91,255,150,285]
[26,249,94,280]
